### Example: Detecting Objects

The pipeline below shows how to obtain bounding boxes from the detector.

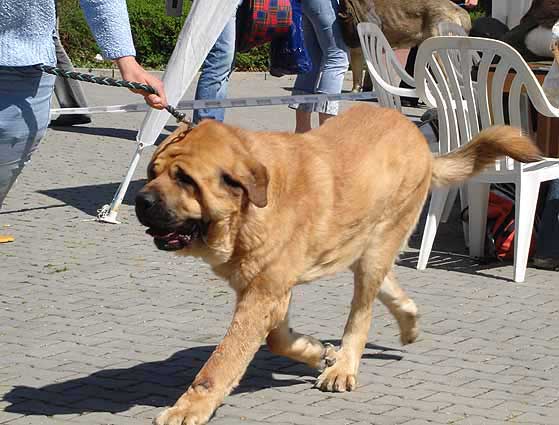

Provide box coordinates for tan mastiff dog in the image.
[135,104,540,425]
[341,0,472,91]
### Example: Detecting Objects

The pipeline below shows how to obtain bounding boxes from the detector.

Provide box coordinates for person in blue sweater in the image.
[0,0,167,243]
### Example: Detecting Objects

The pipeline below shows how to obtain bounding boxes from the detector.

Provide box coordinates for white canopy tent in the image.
[137,0,241,147]
[98,0,240,223]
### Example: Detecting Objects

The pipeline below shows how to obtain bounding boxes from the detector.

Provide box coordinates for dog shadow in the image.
[2,342,402,416]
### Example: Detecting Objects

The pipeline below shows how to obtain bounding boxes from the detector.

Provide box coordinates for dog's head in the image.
[135,120,269,264]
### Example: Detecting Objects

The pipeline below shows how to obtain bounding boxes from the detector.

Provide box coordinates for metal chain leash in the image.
[35,64,191,125]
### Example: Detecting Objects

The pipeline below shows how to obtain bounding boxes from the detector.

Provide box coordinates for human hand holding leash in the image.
[115,56,167,109]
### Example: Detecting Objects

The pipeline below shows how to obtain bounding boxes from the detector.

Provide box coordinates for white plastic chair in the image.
[357,22,418,112]
[435,21,476,225]
[414,36,559,283]
[357,22,460,224]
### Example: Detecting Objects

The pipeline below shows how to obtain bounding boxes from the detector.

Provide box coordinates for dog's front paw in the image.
[153,403,212,425]
[315,348,357,392]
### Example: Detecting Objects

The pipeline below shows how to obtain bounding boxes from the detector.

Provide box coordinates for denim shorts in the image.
[291,0,349,115]
[0,66,55,207]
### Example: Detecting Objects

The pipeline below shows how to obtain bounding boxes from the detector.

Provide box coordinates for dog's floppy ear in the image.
[228,158,269,208]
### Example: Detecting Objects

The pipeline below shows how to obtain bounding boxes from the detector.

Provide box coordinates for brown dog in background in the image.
[135,104,540,425]
[340,0,472,49]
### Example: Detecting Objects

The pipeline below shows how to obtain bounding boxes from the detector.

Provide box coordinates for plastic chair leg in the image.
[467,182,490,258]
[460,186,470,248]
[513,177,541,283]
[441,187,458,223]
[417,187,450,270]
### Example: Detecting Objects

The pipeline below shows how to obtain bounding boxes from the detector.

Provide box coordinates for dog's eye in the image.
[176,168,196,187]
[221,173,243,190]
[147,164,156,180]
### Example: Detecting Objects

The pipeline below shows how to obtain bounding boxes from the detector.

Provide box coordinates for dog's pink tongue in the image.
[146,229,178,240]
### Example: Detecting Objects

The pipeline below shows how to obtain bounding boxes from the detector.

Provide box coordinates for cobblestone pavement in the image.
[1,73,558,425]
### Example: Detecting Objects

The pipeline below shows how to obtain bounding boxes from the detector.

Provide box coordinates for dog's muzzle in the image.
[146,220,202,251]
[135,191,204,251]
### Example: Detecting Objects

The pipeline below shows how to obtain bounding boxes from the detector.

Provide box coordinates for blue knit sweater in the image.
[0,0,136,67]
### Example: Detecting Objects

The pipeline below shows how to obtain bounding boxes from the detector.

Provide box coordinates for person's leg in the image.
[50,33,91,126]
[193,6,239,124]
[399,46,419,107]
[0,66,55,241]
[533,179,559,270]
[293,12,322,132]
[349,47,363,92]
[302,0,349,119]
[295,110,312,133]
[482,0,492,16]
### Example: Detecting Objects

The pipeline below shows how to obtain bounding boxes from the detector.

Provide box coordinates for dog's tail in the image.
[431,126,542,188]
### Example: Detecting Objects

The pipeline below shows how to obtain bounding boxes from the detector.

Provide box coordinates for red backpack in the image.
[486,191,537,261]
[236,0,293,52]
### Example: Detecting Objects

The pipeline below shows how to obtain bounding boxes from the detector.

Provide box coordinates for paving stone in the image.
[266,412,353,425]
[453,416,514,425]
[0,410,24,424]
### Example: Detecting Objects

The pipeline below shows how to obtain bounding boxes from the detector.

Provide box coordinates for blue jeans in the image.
[293,0,349,115]
[535,179,559,259]
[0,66,55,208]
[193,0,243,123]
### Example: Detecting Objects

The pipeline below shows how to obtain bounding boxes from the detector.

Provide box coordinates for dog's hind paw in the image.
[397,300,419,345]
[318,343,337,371]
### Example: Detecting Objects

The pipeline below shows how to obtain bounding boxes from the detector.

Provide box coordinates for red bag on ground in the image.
[486,191,537,261]
[236,0,293,52]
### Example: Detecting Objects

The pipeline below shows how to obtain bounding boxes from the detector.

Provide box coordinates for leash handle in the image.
[36,64,189,124]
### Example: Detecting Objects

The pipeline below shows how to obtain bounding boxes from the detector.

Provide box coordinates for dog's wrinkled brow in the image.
[170,129,191,144]
[156,124,193,154]
[148,126,196,180]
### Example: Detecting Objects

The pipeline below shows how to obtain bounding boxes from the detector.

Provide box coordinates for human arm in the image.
[454,0,478,9]
[79,0,167,108]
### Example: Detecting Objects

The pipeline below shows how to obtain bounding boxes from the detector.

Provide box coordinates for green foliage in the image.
[236,45,271,72]
[469,3,488,21]
[469,9,487,22]
[57,0,102,67]
[58,0,189,69]
[57,0,269,71]
[126,0,188,69]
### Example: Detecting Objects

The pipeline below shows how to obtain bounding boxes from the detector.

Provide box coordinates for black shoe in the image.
[50,115,92,127]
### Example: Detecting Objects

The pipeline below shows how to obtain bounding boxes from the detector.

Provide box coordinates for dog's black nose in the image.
[136,191,157,211]
[135,191,159,224]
